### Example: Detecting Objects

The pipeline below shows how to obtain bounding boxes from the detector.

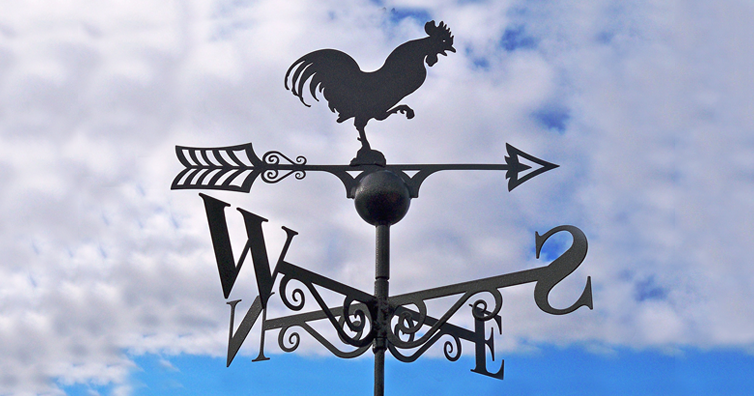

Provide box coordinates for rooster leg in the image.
[357,126,371,151]
[351,125,386,166]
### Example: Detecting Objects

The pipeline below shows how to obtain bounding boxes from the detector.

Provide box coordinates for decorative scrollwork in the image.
[276,267,374,348]
[262,150,307,166]
[269,279,506,365]
[443,335,462,362]
[261,169,307,184]
[387,330,464,363]
[338,313,369,344]
[388,288,503,352]
[279,326,301,352]
[260,151,307,183]
[394,301,427,337]
[342,297,367,334]
[470,289,503,321]
[279,275,306,311]
[393,315,416,343]
[277,322,371,359]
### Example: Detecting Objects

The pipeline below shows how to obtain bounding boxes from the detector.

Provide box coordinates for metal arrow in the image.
[171,142,559,197]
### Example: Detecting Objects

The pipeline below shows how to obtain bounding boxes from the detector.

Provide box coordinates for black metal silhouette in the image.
[205,195,592,381]
[170,142,559,197]
[171,19,592,396]
[285,20,455,166]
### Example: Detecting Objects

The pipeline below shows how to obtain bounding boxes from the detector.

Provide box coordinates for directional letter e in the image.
[470,307,504,380]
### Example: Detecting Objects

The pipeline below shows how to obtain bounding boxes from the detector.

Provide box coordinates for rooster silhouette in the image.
[285,20,455,165]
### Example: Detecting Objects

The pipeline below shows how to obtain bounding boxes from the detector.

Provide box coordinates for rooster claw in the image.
[350,148,386,166]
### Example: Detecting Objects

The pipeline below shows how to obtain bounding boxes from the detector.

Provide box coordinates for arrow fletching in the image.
[171,143,261,192]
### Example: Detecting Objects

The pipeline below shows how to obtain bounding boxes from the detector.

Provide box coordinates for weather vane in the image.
[171,20,592,396]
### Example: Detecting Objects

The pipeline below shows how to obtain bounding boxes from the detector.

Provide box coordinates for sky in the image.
[1,0,753,395]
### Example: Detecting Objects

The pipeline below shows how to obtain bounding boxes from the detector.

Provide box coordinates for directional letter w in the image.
[199,193,292,307]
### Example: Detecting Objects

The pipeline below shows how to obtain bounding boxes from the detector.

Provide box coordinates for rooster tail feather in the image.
[310,75,325,102]
[290,62,306,95]
[284,64,293,90]
[285,59,312,107]
[292,63,310,97]
[284,48,362,118]
[291,62,312,100]
[284,58,303,91]
[299,66,321,103]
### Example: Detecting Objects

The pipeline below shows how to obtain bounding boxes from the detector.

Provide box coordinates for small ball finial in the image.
[353,170,411,226]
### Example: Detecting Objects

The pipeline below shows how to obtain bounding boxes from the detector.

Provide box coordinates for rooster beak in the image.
[440,47,456,57]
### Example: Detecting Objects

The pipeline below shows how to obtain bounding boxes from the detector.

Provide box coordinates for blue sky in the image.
[2,0,754,395]
[63,349,754,395]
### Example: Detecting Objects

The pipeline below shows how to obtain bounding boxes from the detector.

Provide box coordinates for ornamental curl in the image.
[393,315,416,343]
[277,272,374,348]
[394,301,427,336]
[262,151,307,166]
[279,275,306,311]
[470,289,503,321]
[261,169,306,184]
[278,326,301,353]
[387,332,463,363]
[443,334,462,362]
[259,151,307,183]
[277,321,372,359]
[341,297,367,335]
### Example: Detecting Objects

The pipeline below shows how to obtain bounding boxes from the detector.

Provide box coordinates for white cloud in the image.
[1,0,753,394]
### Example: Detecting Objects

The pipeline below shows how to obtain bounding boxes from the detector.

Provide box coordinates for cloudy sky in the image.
[2,0,754,395]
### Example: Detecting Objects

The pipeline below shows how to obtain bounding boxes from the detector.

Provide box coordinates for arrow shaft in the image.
[390,266,547,305]
[172,142,557,194]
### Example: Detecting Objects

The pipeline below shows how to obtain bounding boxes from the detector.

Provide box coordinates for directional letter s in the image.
[533,225,593,315]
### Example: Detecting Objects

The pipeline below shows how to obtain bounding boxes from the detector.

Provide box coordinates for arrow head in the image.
[504,144,559,191]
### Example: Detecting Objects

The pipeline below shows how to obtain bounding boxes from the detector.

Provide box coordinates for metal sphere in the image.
[353,170,411,226]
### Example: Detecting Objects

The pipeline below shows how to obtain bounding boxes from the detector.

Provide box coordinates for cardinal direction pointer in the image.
[208,198,589,380]
[171,142,558,196]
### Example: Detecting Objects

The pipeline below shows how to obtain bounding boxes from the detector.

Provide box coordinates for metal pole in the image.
[374,224,390,396]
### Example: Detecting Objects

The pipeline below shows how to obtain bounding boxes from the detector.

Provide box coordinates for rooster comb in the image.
[425,20,453,40]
